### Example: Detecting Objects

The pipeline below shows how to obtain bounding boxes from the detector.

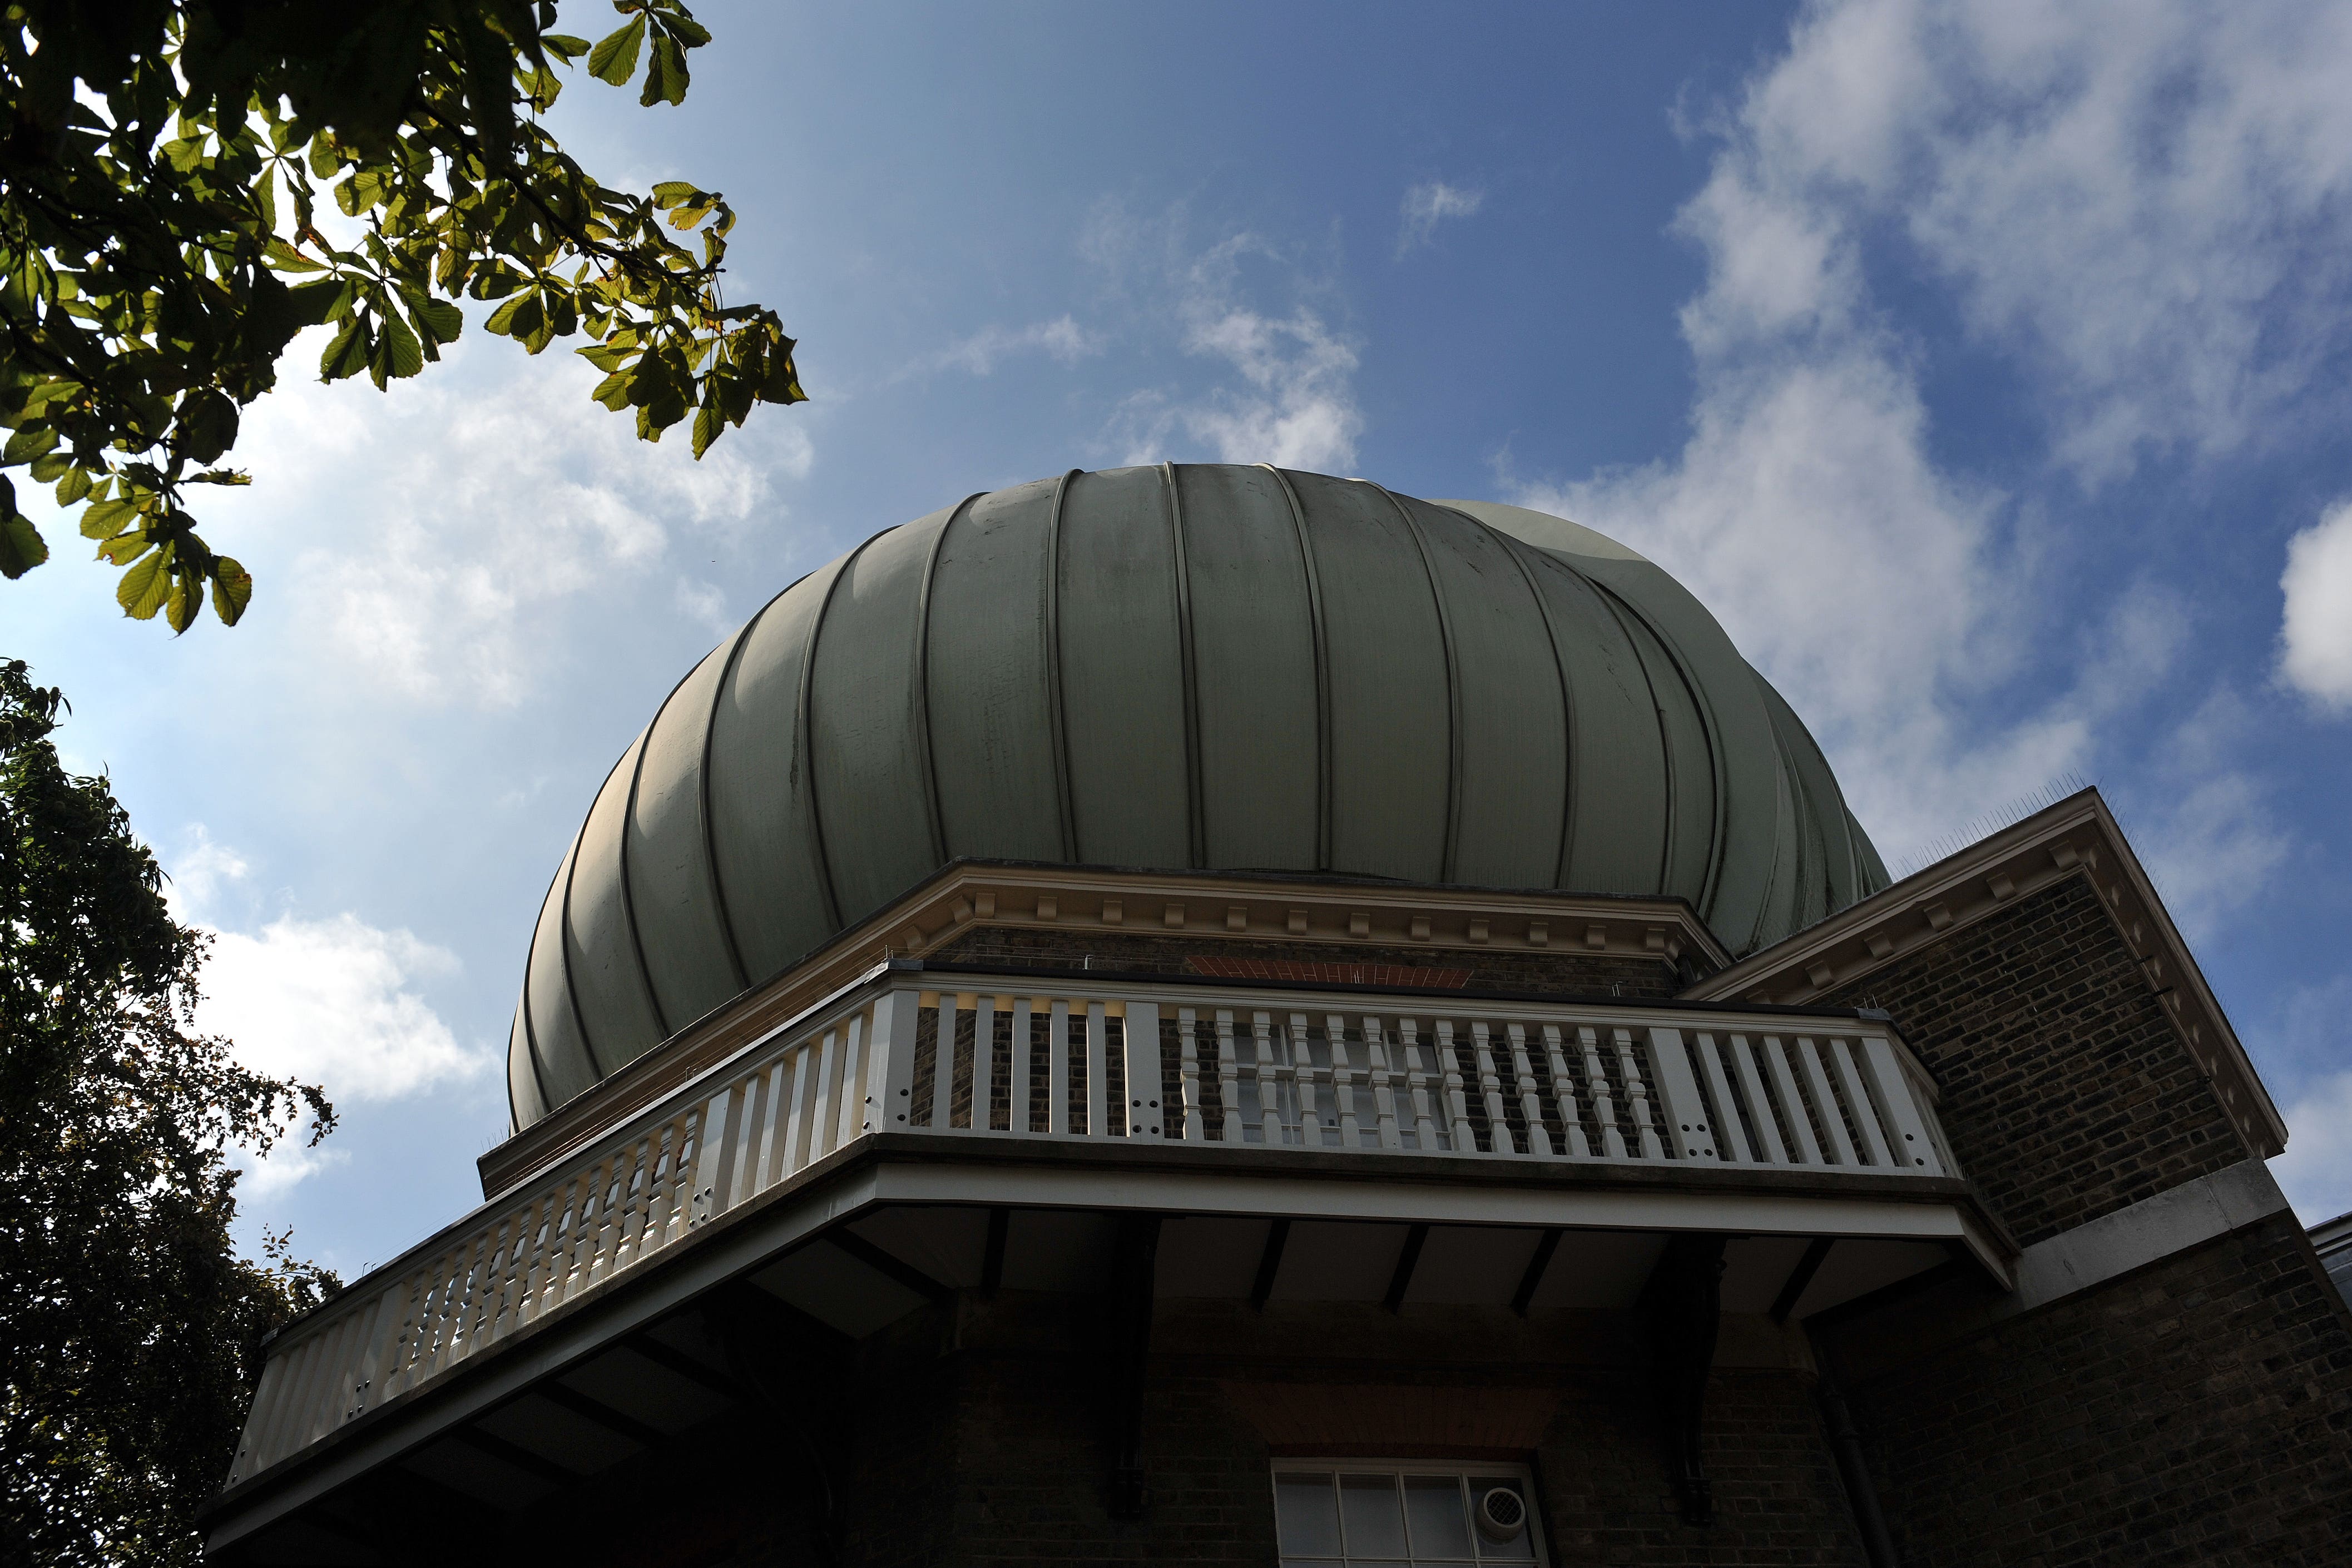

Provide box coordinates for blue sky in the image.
[11,1,2352,1273]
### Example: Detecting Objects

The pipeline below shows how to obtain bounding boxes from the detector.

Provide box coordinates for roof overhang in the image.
[1681,788,2286,1158]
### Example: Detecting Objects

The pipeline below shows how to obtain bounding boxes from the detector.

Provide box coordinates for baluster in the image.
[1581,1026,1626,1158]
[511,1191,556,1326]
[834,1010,868,1149]
[749,1058,789,1192]
[1048,1001,1072,1135]
[1726,1034,1787,1164]
[1178,1008,1206,1142]
[1758,1036,1823,1164]
[1826,1037,1893,1167]
[1086,1001,1110,1138]
[932,993,959,1132]
[1291,1013,1324,1147]
[1009,998,1034,1135]
[808,1026,842,1160]
[1794,1037,1859,1165]
[1503,1024,1552,1157]
[582,1152,627,1285]
[1253,1012,1285,1144]
[1470,1022,1516,1155]
[1692,1033,1754,1164]
[1328,1014,1363,1147]
[640,1119,686,1256]
[1614,1029,1665,1159]
[1400,1020,1441,1149]
[1437,1021,1477,1152]
[1855,1034,1944,1175]
[1542,1026,1591,1157]
[1123,1001,1162,1139]
[778,1046,815,1176]
[973,996,997,1131]
[1365,1017,1403,1150]
[1216,1010,1241,1143]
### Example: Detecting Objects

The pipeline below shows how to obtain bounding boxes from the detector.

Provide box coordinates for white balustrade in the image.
[227,970,1950,1487]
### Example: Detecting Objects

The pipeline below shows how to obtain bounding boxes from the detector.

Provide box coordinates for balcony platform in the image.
[205,961,2014,1562]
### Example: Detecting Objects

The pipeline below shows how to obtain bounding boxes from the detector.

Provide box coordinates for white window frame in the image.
[1267,1458,1550,1567]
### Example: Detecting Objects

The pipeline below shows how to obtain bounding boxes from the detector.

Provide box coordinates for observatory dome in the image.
[508,465,1889,1127]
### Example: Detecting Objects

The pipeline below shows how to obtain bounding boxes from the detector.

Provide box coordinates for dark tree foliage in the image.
[0,657,336,1568]
[0,1,802,629]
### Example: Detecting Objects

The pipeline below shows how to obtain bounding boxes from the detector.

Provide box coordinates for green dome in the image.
[508,465,1889,1127]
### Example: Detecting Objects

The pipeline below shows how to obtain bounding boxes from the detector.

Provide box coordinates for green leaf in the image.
[588,17,649,86]
[408,296,464,344]
[79,499,137,540]
[319,319,370,381]
[53,465,93,505]
[665,15,714,48]
[0,512,45,577]
[543,34,593,61]
[377,311,424,382]
[3,426,58,464]
[643,36,691,107]
[212,557,254,625]
[166,576,199,633]
[288,276,349,324]
[254,165,279,233]
[117,551,171,619]
[97,531,152,565]
[691,400,720,458]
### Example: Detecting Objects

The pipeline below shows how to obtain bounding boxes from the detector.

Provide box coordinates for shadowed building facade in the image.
[206,468,2352,1567]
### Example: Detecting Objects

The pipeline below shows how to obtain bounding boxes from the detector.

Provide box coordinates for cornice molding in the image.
[1681,788,2286,1158]
[480,860,1730,1197]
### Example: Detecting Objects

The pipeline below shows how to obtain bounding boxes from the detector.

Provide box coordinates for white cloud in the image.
[930,315,1102,376]
[192,329,810,709]
[2269,975,2352,1221]
[167,823,251,913]
[2280,499,2352,711]
[1713,0,2352,483]
[201,912,483,1103]
[1397,181,1484,255]
[1513,0,2348,870]
[165,826,489,1193]
[1089,212,1363,474]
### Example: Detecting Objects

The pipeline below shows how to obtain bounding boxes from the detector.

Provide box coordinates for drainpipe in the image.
[1817,1372,1900,1568]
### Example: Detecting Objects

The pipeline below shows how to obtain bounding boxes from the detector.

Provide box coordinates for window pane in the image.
[1340,1474,1408,1557]
[1404,1475,1474,1559]
[1276,1472,1342,1557]
[1472,1482,1535,1560]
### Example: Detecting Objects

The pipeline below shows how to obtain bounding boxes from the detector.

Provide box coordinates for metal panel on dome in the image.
[506,990,547,1127]
[1412,498,1569,889]
[924,479,1067,864]
[565,731,668,1069]
[810,512,953,924]
[1291,472,1450,884]
[1605,589,1717,908]
[524,837,602,1104]
[1513,546,1667,897]
[1054,467,1196,869]
[707,560,843,983]
[627,638,750,1033]
[1175,464,1321,872]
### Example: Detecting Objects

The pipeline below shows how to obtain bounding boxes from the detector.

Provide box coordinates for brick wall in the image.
[1835,1212,2352,1567]
[1819,873,2251,1247]
[930,925,1682,998]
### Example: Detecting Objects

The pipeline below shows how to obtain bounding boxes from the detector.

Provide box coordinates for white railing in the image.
[227,969,1951,1486]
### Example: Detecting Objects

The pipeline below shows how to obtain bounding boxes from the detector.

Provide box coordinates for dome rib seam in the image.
[913,495,985,867]
[619,671,699,1043]
[800,534,891,932]
[1041,472,1083,862]
[1161,463,1208,870]
[558,756,632,1079]
[697,616,763,994]
[1471,517,1584,892]
[1260,464,1333,871]
[1371,484,1465,882]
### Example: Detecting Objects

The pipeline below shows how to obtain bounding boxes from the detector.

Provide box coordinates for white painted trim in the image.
[1993,1157,2286,1320]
